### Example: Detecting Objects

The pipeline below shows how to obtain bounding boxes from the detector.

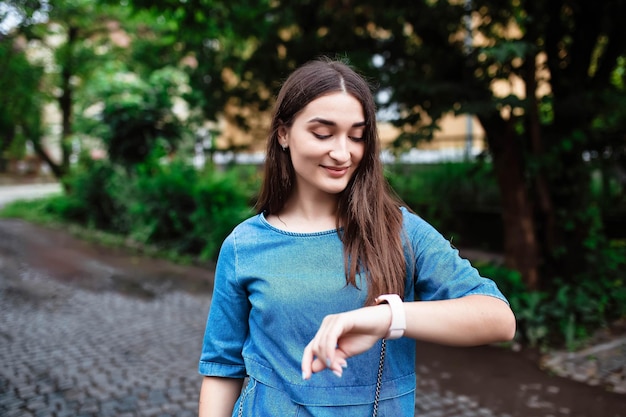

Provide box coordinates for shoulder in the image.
[399,206,431,232]
[215,215,266,265]
[231,213,264,233]
[398,206,448,248]
[219,214,265,249]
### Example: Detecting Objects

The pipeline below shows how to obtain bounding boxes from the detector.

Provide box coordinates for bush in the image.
[112,160,255,260]
[386,161,500,246]
[478,252,626,350]
[47,159,120,230]
[35,158,257,262]
[190,169,255,260]
[117,161,199,251]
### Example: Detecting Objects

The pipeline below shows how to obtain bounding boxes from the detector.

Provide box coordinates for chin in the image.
[323,185,350,195]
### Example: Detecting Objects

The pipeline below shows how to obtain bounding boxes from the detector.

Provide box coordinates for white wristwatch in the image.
[375,294,406,340]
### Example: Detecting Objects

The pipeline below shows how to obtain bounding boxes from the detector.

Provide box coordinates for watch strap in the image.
[375,294,406,340]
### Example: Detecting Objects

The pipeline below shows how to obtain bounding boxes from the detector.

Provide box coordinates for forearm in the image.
[301,295,515,378]
[198,376,244,417]
[402,295,516,346]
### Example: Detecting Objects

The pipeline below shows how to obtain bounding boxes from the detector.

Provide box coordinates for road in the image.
[0,184,624,416]
[0,182,62,209]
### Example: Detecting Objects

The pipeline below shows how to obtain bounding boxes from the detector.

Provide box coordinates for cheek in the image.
[352,143,366,165]
[289,150,318,175]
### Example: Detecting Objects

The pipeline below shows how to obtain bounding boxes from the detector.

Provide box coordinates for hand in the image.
[301,305,391,380]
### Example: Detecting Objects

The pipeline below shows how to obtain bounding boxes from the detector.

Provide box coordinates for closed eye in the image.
[312,132,332,139]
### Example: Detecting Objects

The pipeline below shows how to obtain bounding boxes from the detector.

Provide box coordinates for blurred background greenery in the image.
[1,0,625,351]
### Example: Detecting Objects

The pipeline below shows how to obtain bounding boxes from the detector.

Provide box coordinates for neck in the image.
[272,190,339,232]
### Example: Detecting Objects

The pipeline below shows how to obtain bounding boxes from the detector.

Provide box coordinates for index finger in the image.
[301,343,313,380]
[302,342,334,380]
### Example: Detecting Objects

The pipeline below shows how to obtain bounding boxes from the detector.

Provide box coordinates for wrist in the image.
[375,294,406,339]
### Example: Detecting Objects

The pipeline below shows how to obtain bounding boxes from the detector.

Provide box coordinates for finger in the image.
[310,355,345,378]
[330,355,348,378]
[301,344,314,380]
[303,349,334,380]
[336,357,348,369]
[316,316,342,368]
[311,357,327,374]
[303,337,348,376]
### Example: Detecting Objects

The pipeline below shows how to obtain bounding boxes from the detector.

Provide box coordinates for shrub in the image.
[386,161,500,246]
[37,158,257,262]
[48,159,119,230]
[117,161,199,251]
[110,160,255,260]
[478,252,626,350]
[190,169,255,260]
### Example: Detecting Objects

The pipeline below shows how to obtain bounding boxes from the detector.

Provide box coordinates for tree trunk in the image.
[480,114,541,290]
[58,25,78,175]
[522,11,557,259]
[0,126,16,173]
[31,139,64,180]
[21,123,65,180]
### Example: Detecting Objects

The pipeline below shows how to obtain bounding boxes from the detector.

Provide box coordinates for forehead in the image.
[296,92,365,123]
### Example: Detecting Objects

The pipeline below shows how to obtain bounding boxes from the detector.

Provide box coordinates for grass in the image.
[0,197,201,267]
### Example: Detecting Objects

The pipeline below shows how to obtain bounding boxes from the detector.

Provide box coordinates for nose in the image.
[329,136,350,163]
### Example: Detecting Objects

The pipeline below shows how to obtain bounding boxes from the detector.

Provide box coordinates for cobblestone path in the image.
[0,264,208,417]
[1,244,515,417]
[1,218,624,417]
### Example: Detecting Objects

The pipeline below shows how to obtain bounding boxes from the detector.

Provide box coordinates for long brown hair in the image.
[255,58,406,305]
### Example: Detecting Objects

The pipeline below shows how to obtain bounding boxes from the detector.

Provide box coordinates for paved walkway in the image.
[1,245,515,417]
[1,217,625,417]
[0,182,62,208]
[0,260,207,417]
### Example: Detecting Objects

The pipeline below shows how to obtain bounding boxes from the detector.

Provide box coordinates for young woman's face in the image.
[279,92,366,198]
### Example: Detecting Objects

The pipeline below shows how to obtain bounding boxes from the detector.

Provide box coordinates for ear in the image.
[277,124,287,140]
[277,124,289,147]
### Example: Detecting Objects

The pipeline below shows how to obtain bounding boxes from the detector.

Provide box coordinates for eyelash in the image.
[312,132,364,142]
[312,133,331,139]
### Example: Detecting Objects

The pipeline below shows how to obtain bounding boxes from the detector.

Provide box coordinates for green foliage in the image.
[122,0,626,296]
[0,196,63,224]
[49,158,120,229]
[43,158,255,261]
[479,247,626,350]
[116,161,201,252]
[0,0,46,30]
[0,37,44,163]
[386,160,500,243]
[190,169,256,259]
[77,62,190,168]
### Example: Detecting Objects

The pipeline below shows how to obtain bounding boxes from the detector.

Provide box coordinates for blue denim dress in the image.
[199,207,508,416]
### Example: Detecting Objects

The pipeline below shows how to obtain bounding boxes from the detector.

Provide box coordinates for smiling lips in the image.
[322,165,350,177]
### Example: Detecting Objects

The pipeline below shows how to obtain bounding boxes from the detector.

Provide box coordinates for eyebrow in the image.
[307,117,366,128]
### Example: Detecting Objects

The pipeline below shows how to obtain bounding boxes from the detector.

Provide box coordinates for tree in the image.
[0,37,45,172]
[123,0,626,292]
[2,1,145,179]
[0,0,47,33]
[78,62,189,168]
[0,0,49,173]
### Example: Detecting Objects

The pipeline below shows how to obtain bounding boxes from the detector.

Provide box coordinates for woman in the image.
[198,58,516,417]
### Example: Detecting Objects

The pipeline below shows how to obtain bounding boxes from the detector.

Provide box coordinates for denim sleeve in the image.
[198,232,249,378]
[403,208,508,303]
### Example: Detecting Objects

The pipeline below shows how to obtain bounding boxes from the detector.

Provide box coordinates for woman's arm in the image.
[301,295,515,379]
[404,295,516,345]
[198,376,244,417]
